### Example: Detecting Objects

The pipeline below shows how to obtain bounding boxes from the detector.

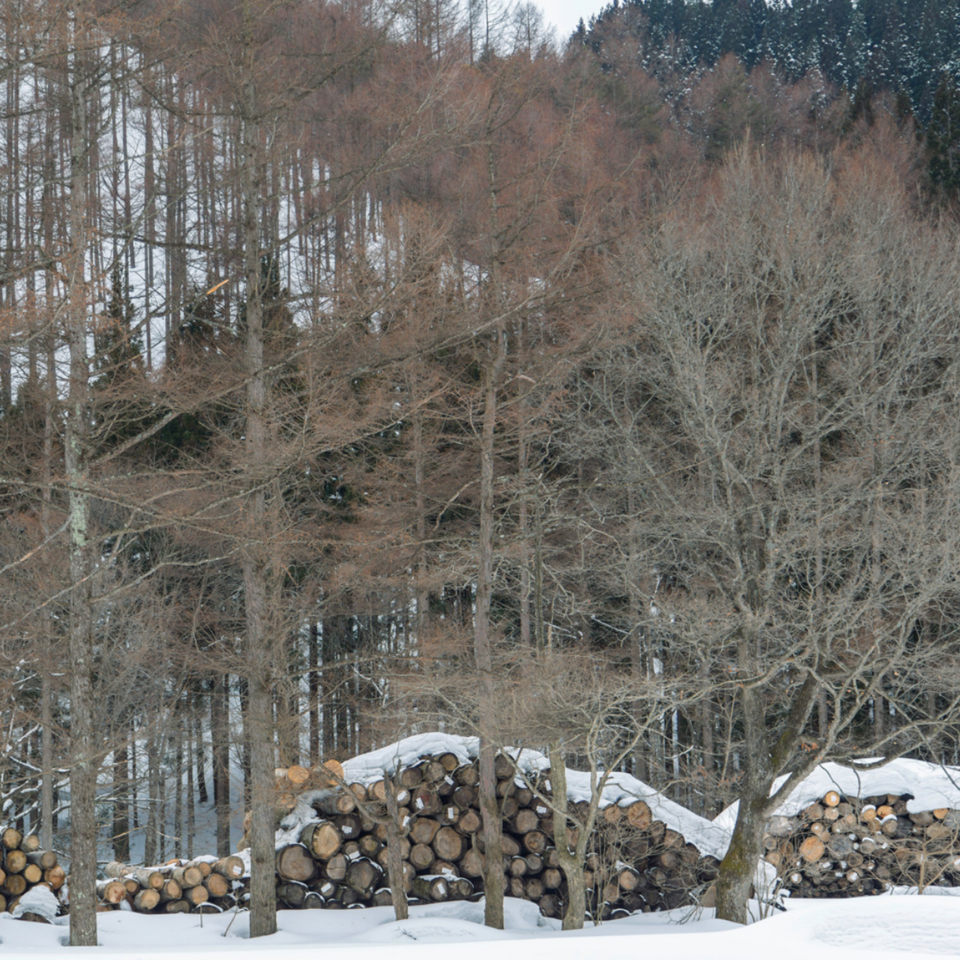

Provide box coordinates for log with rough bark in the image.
[301,821,342,860]
[212,856,246,879]
[411,875,451,902]
[27,850,58,871]
[2,827,23,850]
[278,881,309,908]
[97,880,127,905]
[159,879,184,903]
[314,792,357,817]
[345,859,382,898]
[203,873,231,898]
[276,844,318,883]
[133,868,165,891]
[45,865,66,891]
[134,888,161,911]
[182,883,209,907]
[170,864,204,888]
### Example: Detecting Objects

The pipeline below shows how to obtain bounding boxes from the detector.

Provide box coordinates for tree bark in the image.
[113,745,130,862]
[383,772,410,921]
[474,334,506,930]
[548,740,587,930]
[212,674,231,858]
[64,14,97,944]
[715,795,766,925]
[240,2,277,933]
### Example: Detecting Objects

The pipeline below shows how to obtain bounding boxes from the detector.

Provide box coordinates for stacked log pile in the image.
[97,856,246,913]
[0,827,66,916]
[763,790,960,898]
[270,751,721,919]
[1,750,719,921]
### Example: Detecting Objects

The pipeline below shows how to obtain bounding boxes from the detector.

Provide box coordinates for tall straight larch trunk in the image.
[475,334,506,930]
[308,623,320,766]
[212,674,231,858]
[413,402,430,653]
[40,135,58,854]
[239,5,278,934]
[40,672,55,850]
[64,14,98,944]
[194,701,208,805]
[144,734,160,865]
[112,746,130,862]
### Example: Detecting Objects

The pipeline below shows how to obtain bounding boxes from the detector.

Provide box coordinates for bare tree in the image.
[574,141,960,923]
[506,646,692,929]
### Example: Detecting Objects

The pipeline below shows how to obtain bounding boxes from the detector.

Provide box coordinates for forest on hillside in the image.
[5,0,960,941]
[582,0,960,124]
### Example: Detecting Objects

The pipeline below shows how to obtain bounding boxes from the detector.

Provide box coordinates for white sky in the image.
[533,0,604,39]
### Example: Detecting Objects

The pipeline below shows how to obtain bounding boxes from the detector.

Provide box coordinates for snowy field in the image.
[27,738,960,960]
[4,895,960,960]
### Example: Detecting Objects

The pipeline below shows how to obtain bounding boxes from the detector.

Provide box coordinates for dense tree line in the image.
[580,0,960,124]
[2,0,960,941]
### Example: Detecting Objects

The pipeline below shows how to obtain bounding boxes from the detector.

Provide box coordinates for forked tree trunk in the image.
[715,631,820,923]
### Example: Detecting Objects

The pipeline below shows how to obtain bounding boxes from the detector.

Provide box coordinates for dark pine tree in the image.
[926,73,960,199]
[91,262,149,450]
[94,262,144,386]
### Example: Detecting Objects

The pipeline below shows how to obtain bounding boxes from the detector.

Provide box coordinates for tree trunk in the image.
[308,623,320,767]
[383,772,409,921]
[212,674,231,858]
[548,740,586,930]
[64,18,97,944]
[715,795,766,924]
[474,335,506,930]
[715,629,770,925]
[40,263,57,852]
[240,9,277,933]
[40,670,54,851]
[113,745,130,862]
[195,694,208,806]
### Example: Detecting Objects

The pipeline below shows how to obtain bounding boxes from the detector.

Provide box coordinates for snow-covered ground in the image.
[40,736,960,960]
[4,895,960,960]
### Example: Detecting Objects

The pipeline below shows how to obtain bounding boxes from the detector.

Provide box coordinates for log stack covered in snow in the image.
[267,748,722,919]
[1,736,726,920]
[763,790,960,897]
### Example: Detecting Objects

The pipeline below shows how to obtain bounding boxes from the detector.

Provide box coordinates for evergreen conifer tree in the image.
[94,261,143,386]
[925,73,960,198]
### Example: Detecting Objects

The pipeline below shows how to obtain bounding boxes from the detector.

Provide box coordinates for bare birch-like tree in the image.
[573,139,960,923]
